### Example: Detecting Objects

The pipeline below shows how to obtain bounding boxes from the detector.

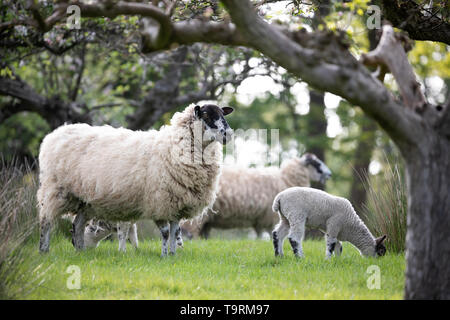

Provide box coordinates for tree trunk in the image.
[403,134,450,299]
[349,118,377,214]
[307,90,327,161]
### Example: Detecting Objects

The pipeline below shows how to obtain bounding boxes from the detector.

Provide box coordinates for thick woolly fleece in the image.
[37,104,222,249]
[272,187,379,257]
[181,155,323,237]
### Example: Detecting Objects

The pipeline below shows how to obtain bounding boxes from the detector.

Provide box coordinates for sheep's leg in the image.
[199,223,212,239]
[118,222,131,252]
[39,217,52,253]
[272,214,290,257]
[288,220,305,258]
[325,218,341,259]
[38,189,66,253]
[156,220,170,257]
[72,212,87,251]
[325,235,338,259]
[254,226,264,239]
[169,221,179,255]
[128,223,139,249]
[176,224,183,248]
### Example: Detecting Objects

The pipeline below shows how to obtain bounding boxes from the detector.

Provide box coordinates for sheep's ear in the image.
[194,105,202,119]
[376,235,387,245]
[222,107,234,116]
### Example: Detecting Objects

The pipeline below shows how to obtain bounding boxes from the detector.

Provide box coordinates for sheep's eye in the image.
[317,169,323,174]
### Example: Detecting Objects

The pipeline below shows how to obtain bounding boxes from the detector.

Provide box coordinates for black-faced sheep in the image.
[37,104,233,256]
[181,153,331,239]
[272,187,387,258]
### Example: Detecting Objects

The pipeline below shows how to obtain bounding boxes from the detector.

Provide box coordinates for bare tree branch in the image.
[0,75,91,128]
[220,0,420,149]
[361,25,427,112]
[70,42,87,101]
[381,0,450,45]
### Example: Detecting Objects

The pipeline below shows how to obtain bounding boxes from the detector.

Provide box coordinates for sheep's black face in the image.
[375,235,387,257]
[194,104,234,144]
[302,153,332,184]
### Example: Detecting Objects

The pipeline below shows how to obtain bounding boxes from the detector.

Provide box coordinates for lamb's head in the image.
[194,104,234,144]
[300,153,332,184]
[374,235,387,257]
[71,220,112,248]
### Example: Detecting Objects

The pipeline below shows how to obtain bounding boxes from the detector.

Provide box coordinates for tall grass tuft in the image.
[361,157,407,253]
[0,158,47,299]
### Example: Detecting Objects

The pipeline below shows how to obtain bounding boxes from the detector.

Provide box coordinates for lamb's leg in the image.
[325,234,338,259]
[72,212,87,251]
[272,214,290,257]
[39,217,52,253]
[156,220,170,257]
[128,223,139,249]
[288,220,306,258]
[169,221,179,255]
[175,224,183,248]
[334,241,343,256]
[118,222,131,252]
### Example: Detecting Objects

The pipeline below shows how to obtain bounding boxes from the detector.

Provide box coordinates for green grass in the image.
[18,236,405,300]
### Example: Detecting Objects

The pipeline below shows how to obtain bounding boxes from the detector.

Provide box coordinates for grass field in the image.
[17,236,405,299]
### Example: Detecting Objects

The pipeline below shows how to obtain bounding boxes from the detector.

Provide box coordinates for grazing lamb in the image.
[37,104,234,256]
[62,214,141,251]
[83,220,139,250]
[82,220,184,251]
[181,153,331,239]
[272,187,387,258]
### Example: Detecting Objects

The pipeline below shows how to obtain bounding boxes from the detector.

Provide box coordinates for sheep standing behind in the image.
[37,104,233,255]
[181,153,331,239]
[272,187,387,258]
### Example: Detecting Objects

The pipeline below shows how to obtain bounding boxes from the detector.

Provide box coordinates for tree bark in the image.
[403,134,450,299]
[307,89,327,190]
[380,0,450,45]
[0,76,92,129]
[360,25,450,299]
[349,118,377,214]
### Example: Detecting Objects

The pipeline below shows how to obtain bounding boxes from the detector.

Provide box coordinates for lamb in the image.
[82,220,183,251]
[62,214,141,251]
[37,104,234,256]
[181,153,331,239]
[83,220,140,251]
[272,187,387,258]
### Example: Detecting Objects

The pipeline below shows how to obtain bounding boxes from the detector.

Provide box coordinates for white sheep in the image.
[181,153,331,239]
[272,187,387,258]
[37,104,234,256]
